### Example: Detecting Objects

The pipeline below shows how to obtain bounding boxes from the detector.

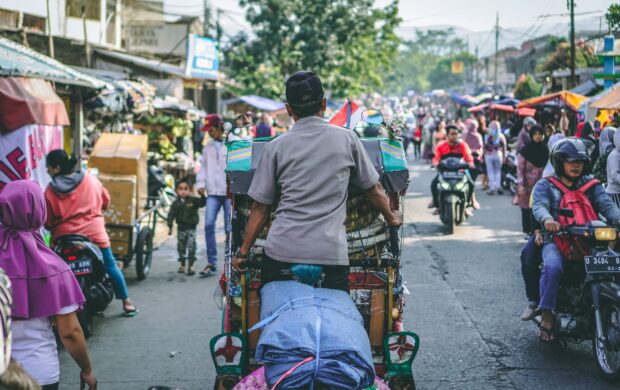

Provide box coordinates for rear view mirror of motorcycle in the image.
[559,208,574,219]
[361,109,384,126]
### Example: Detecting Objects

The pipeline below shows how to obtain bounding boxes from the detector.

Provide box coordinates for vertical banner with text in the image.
[0,125,64,190]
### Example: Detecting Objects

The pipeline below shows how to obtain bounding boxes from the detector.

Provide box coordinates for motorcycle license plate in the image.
[584,256,620,274]
[69,259,93,275]
[441,171,462,179]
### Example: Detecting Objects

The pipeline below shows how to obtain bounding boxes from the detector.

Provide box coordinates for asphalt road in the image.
[59,160,618,389]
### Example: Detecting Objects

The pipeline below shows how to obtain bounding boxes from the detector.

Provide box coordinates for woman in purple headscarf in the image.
[0,180,97,389]
[462,118,483,182]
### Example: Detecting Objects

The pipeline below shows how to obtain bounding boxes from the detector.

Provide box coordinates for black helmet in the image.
[550,137,589,176]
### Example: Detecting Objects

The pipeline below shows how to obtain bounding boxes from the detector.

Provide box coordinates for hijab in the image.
[599,126,616,156]
[487,120,502,145]
[520,126,549,168]
[580,121,594,140]
[542,133,565,177]
[462,118,482,152]
[0,180,84,319]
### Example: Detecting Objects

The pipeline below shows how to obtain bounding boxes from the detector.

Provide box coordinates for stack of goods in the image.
[88,133,148,257]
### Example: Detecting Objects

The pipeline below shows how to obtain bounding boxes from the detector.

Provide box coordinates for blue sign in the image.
[185,34,219,80]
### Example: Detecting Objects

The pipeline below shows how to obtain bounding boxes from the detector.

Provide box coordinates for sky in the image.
[163,0,613,34]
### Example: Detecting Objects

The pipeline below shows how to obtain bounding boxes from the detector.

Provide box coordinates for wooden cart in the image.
[106,199,159,280]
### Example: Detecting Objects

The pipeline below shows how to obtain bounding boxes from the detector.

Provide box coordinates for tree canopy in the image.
[381,28,474,94]
[223,0,401,99]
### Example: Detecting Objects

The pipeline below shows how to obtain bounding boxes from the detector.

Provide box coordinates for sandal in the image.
[178,265,185,274]
[539,325,555,342]
[123,303,139,317]
[187,266,196,276]
[199,265,216,278]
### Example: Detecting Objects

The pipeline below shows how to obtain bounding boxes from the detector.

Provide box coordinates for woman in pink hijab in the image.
[462,118,483,182]
[0,180,97,389]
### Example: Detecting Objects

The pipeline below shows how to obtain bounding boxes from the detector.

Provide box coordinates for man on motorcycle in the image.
[532,138,620,341]
[428,125,479,214]
[231,71,402,291]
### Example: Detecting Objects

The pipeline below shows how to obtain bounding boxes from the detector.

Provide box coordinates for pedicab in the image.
[210,110,419,389]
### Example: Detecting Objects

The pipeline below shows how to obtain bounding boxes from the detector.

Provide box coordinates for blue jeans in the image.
[205,196,231,267]
[100,247,129,300]
[539,243,564,311]
[520,235,541,305]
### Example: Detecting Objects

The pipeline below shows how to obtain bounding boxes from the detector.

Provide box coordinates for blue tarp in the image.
[222,95,285,112]
[450,93,474,107]
[253,281,375,389]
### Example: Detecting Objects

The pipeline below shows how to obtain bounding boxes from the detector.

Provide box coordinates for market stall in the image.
[518,91,587,132]
[0,37,110,189]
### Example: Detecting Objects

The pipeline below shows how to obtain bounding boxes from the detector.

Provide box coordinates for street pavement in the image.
[60,160,618,389]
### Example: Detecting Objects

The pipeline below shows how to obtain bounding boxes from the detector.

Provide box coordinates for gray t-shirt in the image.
[248,116,380,266]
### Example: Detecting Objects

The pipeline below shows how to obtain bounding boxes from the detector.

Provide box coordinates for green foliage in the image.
[607,4,620,32]
[382,28,471,94]
[538,42,598,72]
[513,74,542,100]
[223,0,401,99]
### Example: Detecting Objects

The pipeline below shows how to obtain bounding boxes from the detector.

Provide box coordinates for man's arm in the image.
[531,180,554,225]
[240,202,270,256]
[232,201,270,272]
[431,143,443,166]
[365,183,401,226]
[196,147,208,195]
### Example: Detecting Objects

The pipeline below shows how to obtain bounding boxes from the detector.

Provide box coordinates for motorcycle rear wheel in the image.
[593,301,620,382]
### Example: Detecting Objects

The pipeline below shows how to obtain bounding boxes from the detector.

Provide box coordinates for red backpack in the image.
[546,177,600,261]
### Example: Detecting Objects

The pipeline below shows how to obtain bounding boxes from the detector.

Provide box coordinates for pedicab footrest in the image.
[210,333,246,376]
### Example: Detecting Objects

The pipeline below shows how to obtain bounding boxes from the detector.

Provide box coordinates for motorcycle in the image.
[436,154,471,234]
[53,235,115,338]
[532,216,620,382]
[501,151,517,195]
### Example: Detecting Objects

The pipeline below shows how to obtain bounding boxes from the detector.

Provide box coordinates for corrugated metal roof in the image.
[0,37,108,89]
[94,49,204,80]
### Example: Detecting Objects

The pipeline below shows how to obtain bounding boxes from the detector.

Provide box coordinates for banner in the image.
[0,125,64,190]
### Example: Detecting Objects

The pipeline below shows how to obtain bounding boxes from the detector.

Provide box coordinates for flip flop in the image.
[539,325,555,342]
[123,304,139,317]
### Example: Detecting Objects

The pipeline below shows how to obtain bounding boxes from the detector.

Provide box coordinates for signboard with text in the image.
[126,24,188,56]
[185,34,219,80]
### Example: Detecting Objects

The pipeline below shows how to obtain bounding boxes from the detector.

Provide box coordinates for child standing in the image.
[167,178,206,275]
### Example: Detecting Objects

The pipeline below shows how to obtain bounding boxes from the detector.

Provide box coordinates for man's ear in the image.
[286,103,295,118]
[321,98,327,113]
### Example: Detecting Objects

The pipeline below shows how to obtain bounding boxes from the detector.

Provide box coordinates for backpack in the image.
[546,176,600,260]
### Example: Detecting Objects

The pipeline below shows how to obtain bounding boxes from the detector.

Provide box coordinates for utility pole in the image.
[46,0,54,58]
[494,12,499,93]
[216,8,223,43]
[203,0,211,37]
[81,0,90,67]
[474,45,479,91]
[568,0,576,87]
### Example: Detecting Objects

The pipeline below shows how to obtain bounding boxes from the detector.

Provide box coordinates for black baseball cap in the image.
[285,71,324,106]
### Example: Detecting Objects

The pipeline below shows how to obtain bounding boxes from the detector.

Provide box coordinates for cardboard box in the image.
[89,133,148,216]
[109,240,131,256]
[99,174,137,225]
[106,226,131,241]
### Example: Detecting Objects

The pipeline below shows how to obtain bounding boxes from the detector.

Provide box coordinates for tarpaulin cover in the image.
[254,281,374,388]
[0,77,69,133]
[591,86,620,110]
[222,95,285,112]
[226,137,409,194]
[517,91,587,112]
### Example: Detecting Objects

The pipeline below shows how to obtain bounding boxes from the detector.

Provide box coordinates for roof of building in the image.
[0,37,108,89]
